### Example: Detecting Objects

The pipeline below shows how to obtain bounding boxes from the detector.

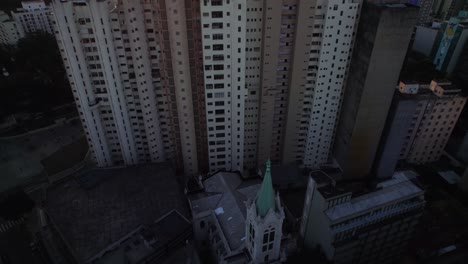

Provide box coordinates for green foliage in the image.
[0,32,72,119]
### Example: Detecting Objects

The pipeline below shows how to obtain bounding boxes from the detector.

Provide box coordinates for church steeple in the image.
[256,160,275,217]
[246,160,285,263]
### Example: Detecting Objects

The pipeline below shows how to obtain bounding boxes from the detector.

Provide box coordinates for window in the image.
[212,11,223,18]
[213,44,224,50]
[212,33,223,40]
[212,23,223,29]
[262,227,275,252]
[213,55,224,61]
[211,0,222,6]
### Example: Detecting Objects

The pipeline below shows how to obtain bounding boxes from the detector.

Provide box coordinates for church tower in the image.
[245,160,285,263]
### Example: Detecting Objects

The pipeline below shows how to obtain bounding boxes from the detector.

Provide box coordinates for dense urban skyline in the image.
[1,0,468,263]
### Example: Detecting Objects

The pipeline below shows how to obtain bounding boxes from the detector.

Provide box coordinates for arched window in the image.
[200,220,205,229]
[262,226,275,252]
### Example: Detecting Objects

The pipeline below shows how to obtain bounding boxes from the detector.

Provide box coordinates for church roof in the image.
[187,171,261,251]
[256,160,276,217]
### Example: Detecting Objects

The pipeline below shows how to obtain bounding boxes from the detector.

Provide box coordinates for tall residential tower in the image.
[53,0,420,177]
[334,2,418,179]
[51,0,201,175]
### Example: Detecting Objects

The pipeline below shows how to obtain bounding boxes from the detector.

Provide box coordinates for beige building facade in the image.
[399,81,467,164]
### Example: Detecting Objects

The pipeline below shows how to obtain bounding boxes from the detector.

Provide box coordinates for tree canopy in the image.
[0,32,72,120]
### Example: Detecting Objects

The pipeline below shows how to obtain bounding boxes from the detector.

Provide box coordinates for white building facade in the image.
[0,11,22,45]
[200,0,247,173]
[51,0,369,175]
[301,170,425,263]
[51,0,200,175]
[12,0,54,35]
[297,0,362,168]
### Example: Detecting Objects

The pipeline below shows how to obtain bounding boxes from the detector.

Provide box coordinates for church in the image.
[186,160,286,263]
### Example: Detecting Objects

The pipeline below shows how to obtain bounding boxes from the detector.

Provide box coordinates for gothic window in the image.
[250,223,255,249]
[262,226,275,252]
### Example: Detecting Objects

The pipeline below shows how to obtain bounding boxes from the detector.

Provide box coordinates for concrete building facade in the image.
[373,89,419,179]
[0,11,22,45]
[399,81,467,164]
[416,0,434,25]
[432,13,468,74]
[334,2,418,179]
[257,0,362,171]
[200,0,248,173]
[373,81,467,174]
[301,170,425,264]
[52,0,423,176]
[12,0,54,35]
[51,0,201,175]
[412,24,440,56]
[433,0,467,20]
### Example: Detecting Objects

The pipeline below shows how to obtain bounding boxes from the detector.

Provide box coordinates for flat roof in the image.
[438,171,461,184]
[325,171,424,222]
[45,163,189,262]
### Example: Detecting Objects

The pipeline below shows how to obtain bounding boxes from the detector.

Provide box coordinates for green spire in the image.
[256,160,275,217]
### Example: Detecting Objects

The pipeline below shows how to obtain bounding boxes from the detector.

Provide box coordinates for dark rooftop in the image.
[310,170,371,199]
[45,163,189,262]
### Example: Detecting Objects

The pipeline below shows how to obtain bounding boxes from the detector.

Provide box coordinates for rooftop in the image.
[187,171,261,251]
[324,171,424,222]
[91,210,191,264]
[45,163,189,262]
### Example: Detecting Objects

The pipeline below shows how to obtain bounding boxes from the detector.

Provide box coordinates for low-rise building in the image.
[0,11,22,45]
[12,0,54,35]
[301,170,425,264]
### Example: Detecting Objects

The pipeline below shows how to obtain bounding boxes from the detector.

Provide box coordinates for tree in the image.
[0,32,72,119]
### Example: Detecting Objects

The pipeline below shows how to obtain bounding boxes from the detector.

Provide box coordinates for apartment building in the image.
[399,81,467,164]
[0,11,22,45]
[51,0,201,175]
[374,81,467,178]
[416,0,434,26]
[199,0,364,173]
[432,12,468,74]
[334,2,418,179]
[12,0,54,35]
[432,0,467,20]
[52,0,421,176]
[301,170,425,264]
[256,0,363,171]
[200,0,248,172]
